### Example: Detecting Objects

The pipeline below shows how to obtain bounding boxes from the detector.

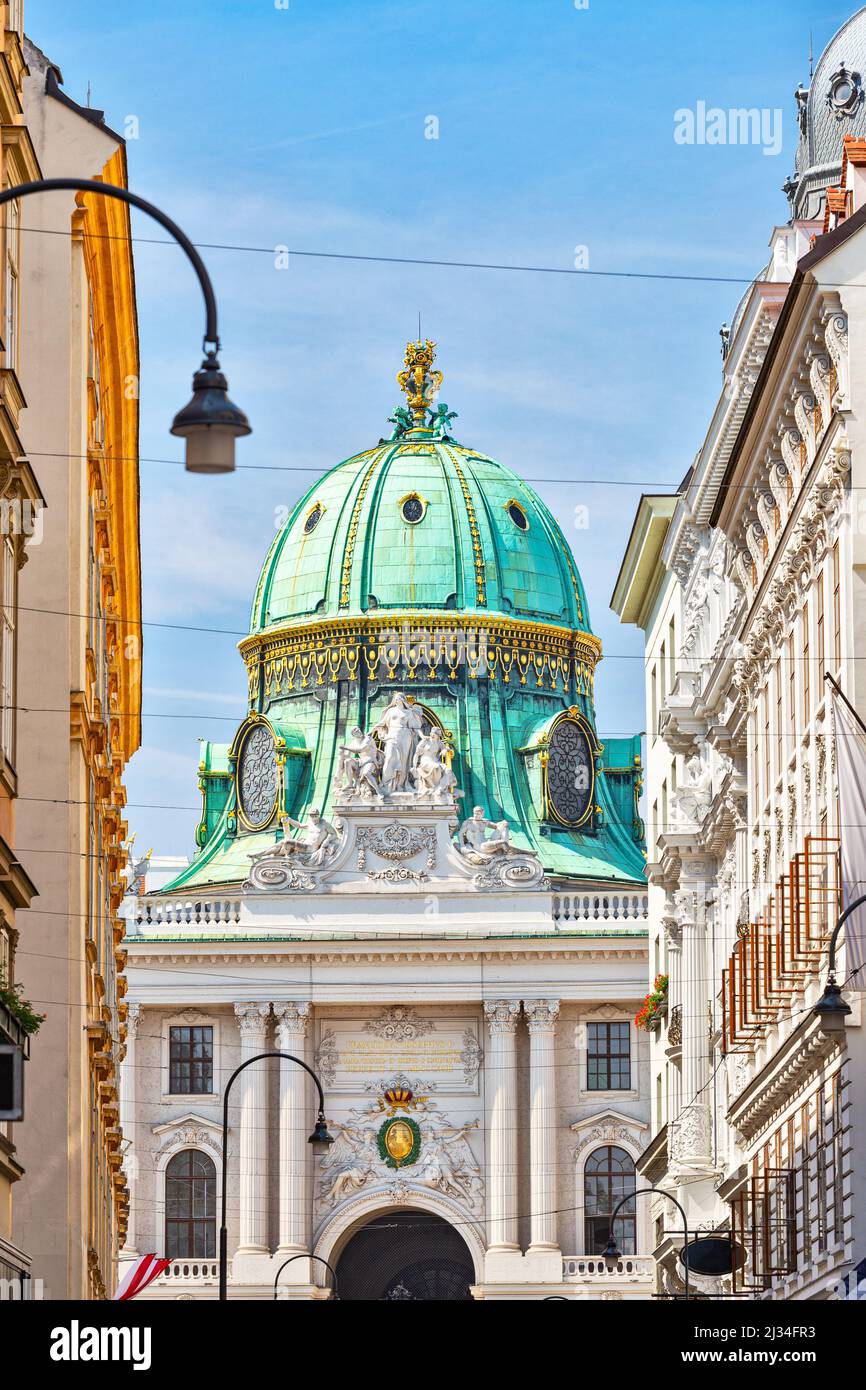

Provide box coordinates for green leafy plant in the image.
[0,968,45,1035]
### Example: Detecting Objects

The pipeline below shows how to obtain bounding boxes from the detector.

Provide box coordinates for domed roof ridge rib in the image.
[337,443,393,611]
[452,447,506,613]
[434,442,468,609]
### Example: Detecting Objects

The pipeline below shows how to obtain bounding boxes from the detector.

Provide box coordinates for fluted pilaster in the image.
[525,999,560,1252]
[484,999,520,1251]
[233,1002,271,1253]
[274,1002,311,1253]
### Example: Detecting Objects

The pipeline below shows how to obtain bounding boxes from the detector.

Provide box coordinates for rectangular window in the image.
[817,572,825,705]
[659,640,666,701]
[587,1021,631,1091]
[787,634,795,743]
[763,687,771,799]
[0,536,15,762]
[169,1025,214,1094]
[3,196,18,371]
[802,599,811,727]
[668,617,676,689]
[775,660,783,774]
[833,543,841,673]
[650,664,658,739]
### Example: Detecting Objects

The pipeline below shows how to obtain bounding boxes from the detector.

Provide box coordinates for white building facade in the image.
[613,10,866,1301]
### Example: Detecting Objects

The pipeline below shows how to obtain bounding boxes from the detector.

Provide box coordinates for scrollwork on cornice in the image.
[822,306,849,406]
[732,448,850,710]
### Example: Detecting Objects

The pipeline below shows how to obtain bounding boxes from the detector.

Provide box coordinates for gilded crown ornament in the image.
[397,338,443,426]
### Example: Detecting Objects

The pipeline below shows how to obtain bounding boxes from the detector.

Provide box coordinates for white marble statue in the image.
[336,727,383,799]
[456,807,515,864]
[411,727,461,800]
[277,809,340,865]
[371,693,425,793]
[675,752,713,828]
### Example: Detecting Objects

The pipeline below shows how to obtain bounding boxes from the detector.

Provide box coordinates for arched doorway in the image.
[334,1211,475,1300]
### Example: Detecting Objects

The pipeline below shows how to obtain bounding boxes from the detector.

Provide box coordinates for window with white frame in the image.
[0,535,15,762]
[584,1145,636,1254]
[3,196,18,371]
[587,1020,631,1091]
[165,1149,216,1258]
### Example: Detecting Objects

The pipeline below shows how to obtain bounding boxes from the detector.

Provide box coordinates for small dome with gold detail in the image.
[249,340,590,635]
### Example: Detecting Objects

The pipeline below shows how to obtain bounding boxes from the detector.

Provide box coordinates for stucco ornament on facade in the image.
[317,1096,483,1212]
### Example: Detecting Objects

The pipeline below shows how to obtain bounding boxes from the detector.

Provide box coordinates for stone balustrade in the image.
[562,1255,654,1281]
[552,893,648,923]
[129,890,648,934]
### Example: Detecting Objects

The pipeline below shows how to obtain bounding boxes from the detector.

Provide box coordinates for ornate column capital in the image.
[524,999,560,1032]
[234,1001,270,1037]
[127,1002,142,1038]
[273,1001,311,1037]
[484,999,520,1034]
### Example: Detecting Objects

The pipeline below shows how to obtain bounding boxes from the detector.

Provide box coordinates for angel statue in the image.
[387,405,413,441]
[317,1118,378,1208]
[277,809,340,866]
[429,402,458,441]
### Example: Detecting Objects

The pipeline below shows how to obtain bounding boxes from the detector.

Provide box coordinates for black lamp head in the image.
[814,977,852,1023]
[601,1234,622,1268]
[172,350,251,474]
[308,1112,336,1151]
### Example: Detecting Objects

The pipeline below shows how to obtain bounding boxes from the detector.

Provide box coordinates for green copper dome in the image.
[159,342,646,896]
[249,437,590,634]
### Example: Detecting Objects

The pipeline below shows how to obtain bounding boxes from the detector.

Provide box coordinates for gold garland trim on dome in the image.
[240,612,601,705]
[339,446,389,609]
[441,444,486,606]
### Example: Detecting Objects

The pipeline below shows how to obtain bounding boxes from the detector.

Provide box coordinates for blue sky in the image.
[26,0,853,859]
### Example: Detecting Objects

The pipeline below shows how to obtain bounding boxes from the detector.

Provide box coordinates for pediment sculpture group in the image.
[248,693,541,883]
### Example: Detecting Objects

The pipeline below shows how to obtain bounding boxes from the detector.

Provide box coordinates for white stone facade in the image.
[614,139,866,1299]
[121,796,652,1300]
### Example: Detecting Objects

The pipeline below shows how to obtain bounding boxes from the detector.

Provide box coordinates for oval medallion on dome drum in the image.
[237,724,279,830]
[544,712,596,829]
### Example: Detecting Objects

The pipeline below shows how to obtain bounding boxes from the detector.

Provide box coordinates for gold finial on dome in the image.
[397,339,443,427]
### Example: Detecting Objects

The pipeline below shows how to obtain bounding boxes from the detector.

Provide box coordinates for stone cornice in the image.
[126,937,648,969]
[726,1009,847,1142]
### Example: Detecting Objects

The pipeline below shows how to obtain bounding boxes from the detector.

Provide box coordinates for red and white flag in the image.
[113,1253,169,1301]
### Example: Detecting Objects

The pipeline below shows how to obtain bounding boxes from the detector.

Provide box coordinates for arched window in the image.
[165,1149,216,1259]
[584,1145,636,1255]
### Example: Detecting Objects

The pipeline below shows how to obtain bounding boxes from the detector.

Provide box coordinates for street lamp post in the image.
[602,1185,691,1302]
[219,1051,333,1301]
[273,1253,338,1300]
[813,892,866,1020]
[0,177,251,472]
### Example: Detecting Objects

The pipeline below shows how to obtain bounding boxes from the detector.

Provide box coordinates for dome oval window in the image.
[303,502,324,535]
[400,493,427,524]
[506,499,529,532]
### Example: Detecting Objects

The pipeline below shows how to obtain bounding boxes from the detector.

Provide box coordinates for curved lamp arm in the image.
[219,1050,332,1301]
[273,1253,338,1299]
[0,177,251,472]
[0,177,218,350]
[604,1185,690,1301]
